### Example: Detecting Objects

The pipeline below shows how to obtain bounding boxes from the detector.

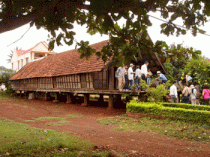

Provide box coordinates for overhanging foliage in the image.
[0,0,208,64]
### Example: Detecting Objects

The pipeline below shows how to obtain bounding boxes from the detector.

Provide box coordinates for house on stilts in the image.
[10,40,167,108]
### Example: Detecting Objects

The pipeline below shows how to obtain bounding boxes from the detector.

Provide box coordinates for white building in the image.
[11,41,54,71]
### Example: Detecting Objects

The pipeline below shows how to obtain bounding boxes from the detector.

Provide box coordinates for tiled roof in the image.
[16,41,48,56]
[16,49,31,56]
[10,40,109,80]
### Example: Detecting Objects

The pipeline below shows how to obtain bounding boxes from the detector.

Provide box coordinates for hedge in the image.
[161,103,210,111]
[126,100,210,123]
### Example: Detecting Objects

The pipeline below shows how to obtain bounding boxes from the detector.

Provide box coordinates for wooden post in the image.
[109,66,114,90]
[98,94,104,103]
[81,94,89,107]
[138,93,147,102]
[53,93,59,103]
[108,94,114,109]
[43,92,48,101]
[116,94,122,102]
[66,93,73,104]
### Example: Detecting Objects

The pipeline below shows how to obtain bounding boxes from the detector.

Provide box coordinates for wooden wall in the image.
[93,69,109,90]
[11,71,108,91]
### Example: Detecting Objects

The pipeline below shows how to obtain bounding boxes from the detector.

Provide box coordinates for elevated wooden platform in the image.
[15,88,147,109]
[14,88,145,95]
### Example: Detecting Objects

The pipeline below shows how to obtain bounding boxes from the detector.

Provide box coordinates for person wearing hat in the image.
[141,61,149,82]
[135,65,141,89]
[116,64,127,91]
[157,71,168,84]
[169,81,178,103]
[128,63,135,90]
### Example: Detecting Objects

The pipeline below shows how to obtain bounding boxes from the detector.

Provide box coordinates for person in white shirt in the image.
[169,81,178,103]
[128,63,135,90]
[135,65,141,89]
[189,83,197,105]
[116,64,127,91]
[141,61,149,82]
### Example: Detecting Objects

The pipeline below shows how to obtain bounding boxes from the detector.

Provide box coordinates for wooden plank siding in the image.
[11,71,107,91]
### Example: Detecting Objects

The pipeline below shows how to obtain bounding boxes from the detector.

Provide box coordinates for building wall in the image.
[11,72,108,91]
[11,51,31,71]
[11,42,54,72]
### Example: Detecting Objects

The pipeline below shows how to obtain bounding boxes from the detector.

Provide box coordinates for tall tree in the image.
[6,47,22,63]
[0,0,208,64]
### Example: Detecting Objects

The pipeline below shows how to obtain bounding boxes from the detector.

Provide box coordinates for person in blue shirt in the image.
[157,71,168,84]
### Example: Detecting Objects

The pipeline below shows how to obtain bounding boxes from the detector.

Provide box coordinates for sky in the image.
[0,12,210,69]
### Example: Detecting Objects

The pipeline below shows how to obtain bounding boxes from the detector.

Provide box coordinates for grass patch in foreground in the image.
[97,115,210,142]
[0,92,13,99]
[66,113,83,118]
[25,116,65,122]
[25,116,71,126]
[46,120,70,126]
[0,118,109,156]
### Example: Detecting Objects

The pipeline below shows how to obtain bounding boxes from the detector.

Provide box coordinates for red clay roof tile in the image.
[10,40,109,80]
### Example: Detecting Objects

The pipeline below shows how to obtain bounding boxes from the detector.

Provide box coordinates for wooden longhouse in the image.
[10,40,166,108]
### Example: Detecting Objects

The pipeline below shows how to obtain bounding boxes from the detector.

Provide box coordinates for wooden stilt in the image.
[98,94,104,103]
[81,94,89,107]
[116,94,122,102]
[44,92,48,101]
[108,94,114,109]
[114,94,122,108]
[24,91,27,99]
[53,93,59,103]
[66,93,73,104]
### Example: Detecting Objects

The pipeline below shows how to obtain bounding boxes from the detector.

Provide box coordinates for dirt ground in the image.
[1,97,210,157]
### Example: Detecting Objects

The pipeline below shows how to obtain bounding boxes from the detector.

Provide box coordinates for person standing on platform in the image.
[202,85,210,105]
[124,65,129,90]
[135,65,141,89]
[181,83,190,103]
[170,81,178,103]
[157,71,168,84]
[141,61,149,82]
[116,64,127,91]
[128,63,135,90]
[147,68,153,85]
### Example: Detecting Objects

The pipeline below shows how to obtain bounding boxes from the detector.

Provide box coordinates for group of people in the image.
[170,80,210,105]
[116,61,168,91]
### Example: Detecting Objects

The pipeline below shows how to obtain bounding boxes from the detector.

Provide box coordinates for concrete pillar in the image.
[81,94,89,107]
[32,52,35,60]
[108,94,114,109]
[66,93,73,104]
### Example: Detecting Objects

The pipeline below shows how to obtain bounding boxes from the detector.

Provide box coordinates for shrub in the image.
[140,80,170,103]
[126,100,210,123]
[0,70,15,93]
[161,103,210,111]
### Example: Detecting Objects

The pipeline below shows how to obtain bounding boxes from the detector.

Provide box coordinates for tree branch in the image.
[0,0,60,34]
[0,0,157,34]
[7,26,31,47]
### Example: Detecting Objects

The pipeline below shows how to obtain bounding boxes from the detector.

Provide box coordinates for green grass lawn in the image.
[0,117,109,157]
[97,115,210,142]
[0,92,13,99]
